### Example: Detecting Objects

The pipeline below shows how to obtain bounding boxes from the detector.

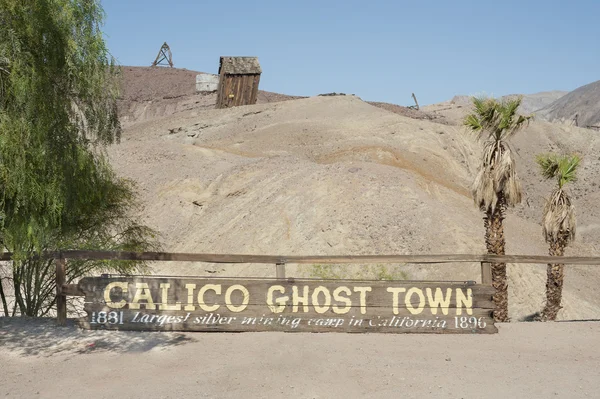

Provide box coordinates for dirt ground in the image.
[0,318,598,398]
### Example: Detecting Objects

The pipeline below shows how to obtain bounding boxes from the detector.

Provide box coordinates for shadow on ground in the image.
[0,317,195,357]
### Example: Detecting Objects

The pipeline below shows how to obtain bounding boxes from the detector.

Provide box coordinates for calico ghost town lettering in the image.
[104,282,473,315]
[78,277,497,333]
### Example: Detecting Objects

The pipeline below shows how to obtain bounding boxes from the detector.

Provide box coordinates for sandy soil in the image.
[1,318,599,398]
[106,89,600,322]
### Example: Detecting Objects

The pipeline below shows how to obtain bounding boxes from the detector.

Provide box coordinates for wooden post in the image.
[480,262,492,285]
[412,93,420,110]
[55,257,67,326]
[276,263,286,279]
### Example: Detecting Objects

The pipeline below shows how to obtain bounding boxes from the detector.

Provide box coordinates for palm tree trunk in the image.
[484,197,509,322]
[541,237,566,321]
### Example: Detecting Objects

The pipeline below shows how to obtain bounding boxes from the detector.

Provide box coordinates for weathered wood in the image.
[245,75,254,105]
[480,262,492,285]
[79,277,496,334]
[251,75,260,104]
[237,74,247,106]
[412,93,420,110]
[62,283,85,296]
[55,258,67,326]
[216,72,224,108]
[151,42,173,67]
[79,277,495,307]
[242,74,252,105]
[3,251,600,266]
[78,307,495,334]
[276,263,286,279]
[215,57,261,108]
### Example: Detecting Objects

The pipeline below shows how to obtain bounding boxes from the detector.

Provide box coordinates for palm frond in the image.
[464,96,533,142]
[472,140,521,211]
[558,155,580,188]
[542,188,576,243]
[464,114,483,133]
[536,153,581,188]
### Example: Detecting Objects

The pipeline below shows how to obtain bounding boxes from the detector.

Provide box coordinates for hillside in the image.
[117,66,441,127]
[117,66,305,128]
[504,91,567,114]
[109,67,600,321]
[441,90,567,117]
[536,80,600,128]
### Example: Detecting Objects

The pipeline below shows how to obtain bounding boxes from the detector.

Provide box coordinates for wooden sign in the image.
[78,277,496,334]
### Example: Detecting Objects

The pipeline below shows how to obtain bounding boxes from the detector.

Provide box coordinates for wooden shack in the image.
[216,56,262,109]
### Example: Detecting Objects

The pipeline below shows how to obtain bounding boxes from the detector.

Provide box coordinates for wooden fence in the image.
[2,250,600,325]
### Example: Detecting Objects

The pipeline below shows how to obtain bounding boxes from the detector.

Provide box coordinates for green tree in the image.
[464,97,532,322]
[536,153,580,321]
[0,0,157,316]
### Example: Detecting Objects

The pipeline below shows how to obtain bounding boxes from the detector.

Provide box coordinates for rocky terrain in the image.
[536,80,600,128]
[106,66,600,322]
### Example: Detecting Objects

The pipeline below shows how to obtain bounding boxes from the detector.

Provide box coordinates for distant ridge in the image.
[536,80,600,128]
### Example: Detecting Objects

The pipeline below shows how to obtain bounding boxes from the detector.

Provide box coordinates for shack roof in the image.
[219,57,262,75]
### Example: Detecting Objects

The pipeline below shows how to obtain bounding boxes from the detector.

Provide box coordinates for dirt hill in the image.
[117,66,443,127]
[536,80,600,128]
[504,91,567,114]
[117,66,305,128]
[108,67,600,322]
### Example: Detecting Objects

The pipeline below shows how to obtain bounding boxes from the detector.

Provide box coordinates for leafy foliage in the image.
[0,0,158,316]
[464,96,532,142]
[536,153,581,189]
[0,0,121,252]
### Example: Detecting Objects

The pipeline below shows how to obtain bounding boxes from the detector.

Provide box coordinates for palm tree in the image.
[464,97,532,322]
[536,153,580,321]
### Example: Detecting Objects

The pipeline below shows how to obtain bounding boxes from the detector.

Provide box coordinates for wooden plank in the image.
[229,76,238,106]
[216,71,226,108]
[481,262,492,285]
[79,277,495,307]
[2,251,600,266]
[240,74,249,105]
[78,277,496,334]
[240,74,249,106]
[222,76,231,108]
[78,307,496,334]
[244,74,253,105]
[62,283,85,296]
[276,263,286,279]
[55,258,67,326]
[218,75,230,108]
[235,75,245,106]
[227,76,236,107]
[250,75,260,104]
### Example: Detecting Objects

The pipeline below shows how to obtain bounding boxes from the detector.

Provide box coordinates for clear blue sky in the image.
[101,0,600,105]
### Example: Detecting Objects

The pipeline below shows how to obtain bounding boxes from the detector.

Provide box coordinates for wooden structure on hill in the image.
[216,56,262,108]
[151,42,173,68]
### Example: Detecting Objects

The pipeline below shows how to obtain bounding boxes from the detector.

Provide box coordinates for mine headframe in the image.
[151,42,173,67]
